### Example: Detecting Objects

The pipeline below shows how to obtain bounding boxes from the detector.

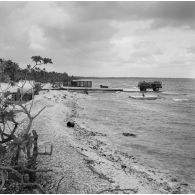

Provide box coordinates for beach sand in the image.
[28,90,191,193]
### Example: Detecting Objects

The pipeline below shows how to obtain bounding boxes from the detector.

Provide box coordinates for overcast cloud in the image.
[0,1,195,78]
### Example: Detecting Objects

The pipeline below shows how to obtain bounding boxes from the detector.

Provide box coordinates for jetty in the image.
[42,86,161,93]
[44,86,124,92]
[42,80,163,93]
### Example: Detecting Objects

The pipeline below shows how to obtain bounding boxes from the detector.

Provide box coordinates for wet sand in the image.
[29,90,192,193]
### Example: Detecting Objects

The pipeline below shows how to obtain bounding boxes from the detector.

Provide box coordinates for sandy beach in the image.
[28,89,192,194]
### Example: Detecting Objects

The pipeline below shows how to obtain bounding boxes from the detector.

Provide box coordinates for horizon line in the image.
[75,76,195,79]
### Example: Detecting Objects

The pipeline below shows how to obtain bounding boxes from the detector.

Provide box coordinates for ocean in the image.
[77,77,195,191]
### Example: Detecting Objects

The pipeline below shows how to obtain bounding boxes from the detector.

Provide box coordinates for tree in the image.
[0,59,20,83]
[0,57,53,193]
[1,56,72,86]
[31,56,53,66]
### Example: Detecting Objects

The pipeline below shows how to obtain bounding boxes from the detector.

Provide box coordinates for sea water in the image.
[78,77,195,191]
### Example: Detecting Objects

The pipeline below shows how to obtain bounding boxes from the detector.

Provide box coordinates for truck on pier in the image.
[138,81,162,92]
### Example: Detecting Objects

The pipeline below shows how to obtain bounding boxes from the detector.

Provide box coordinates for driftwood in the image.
[55,176,65,193]
[87,164,114,183]
[97,187,138,194]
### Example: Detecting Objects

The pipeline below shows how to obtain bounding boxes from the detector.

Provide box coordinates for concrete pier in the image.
[47,87,124,92]
[42,86,160,93]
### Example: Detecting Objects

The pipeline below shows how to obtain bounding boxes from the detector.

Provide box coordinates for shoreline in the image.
[31,90,192,193]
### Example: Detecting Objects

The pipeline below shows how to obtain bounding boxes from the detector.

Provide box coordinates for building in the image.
[71,80,92,88]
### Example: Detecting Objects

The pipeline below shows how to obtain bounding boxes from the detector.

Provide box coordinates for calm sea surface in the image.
[78,78,195,191]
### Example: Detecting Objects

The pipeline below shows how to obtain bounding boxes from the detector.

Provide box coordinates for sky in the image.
[0,1,195,78]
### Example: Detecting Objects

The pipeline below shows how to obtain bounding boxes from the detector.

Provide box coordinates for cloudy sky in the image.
[0,1,195,78]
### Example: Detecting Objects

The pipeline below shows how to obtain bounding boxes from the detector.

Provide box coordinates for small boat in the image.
[129,95,158,100]
[100,85,108,88]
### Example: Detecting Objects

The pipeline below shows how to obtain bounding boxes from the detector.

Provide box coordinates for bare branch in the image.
[12,165,52,173]
[0,123,18,144]
[6,121,13,134]
[33,106,47,119]
[29,98,34,114]
[21,182,46,194]
[55,176,65,193]
[0,170,5,190]
[23,168,52,173]
[32,63,43,69]
[0,166,23,183]
[18,104,33,135]
[0,126,4,141]
[28,80,35,88]
[19,104,32,119]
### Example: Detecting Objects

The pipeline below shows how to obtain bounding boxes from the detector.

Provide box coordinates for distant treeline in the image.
[0,58,74,84]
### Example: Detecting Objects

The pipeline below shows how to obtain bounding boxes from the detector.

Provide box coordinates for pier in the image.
[42,86,160,93]
[45,86,124,92]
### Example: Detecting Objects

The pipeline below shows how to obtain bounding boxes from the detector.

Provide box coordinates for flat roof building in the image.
[71,80,92,88]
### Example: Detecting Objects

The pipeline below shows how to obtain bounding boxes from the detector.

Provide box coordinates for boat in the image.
[100,85,108,88]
